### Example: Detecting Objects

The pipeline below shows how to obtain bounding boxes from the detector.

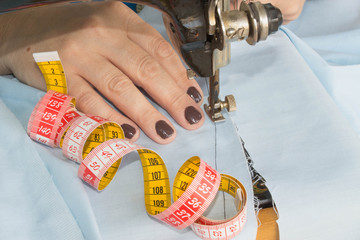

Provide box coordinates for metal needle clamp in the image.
[204,69,236,122]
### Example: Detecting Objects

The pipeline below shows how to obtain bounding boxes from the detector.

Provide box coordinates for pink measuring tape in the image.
[27,90,247,240]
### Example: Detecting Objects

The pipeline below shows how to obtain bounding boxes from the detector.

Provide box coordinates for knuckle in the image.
[136,55,161,84]
[103,72,133,94]
[60,39,81,55]
[104,0,125,12]
[75,90,97,112]
[102,0,118,10]
[151,38,174,59]
[137,108,157,125]
[74,3,111,36]
[82,15,105,36]
[88,14,102,26]
[164,91,184,109]
[102,110,122,123]
[175,70,189,83]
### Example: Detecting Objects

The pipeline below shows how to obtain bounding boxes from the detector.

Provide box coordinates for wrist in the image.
[0,12,17,74]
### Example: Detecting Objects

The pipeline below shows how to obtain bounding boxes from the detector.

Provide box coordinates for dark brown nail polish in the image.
[155,120,174,139]
[185,106,202,124]
[121,124,136,139]
[187,87,202,103]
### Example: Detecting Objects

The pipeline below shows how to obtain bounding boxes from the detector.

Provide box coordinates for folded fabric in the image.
[1,0,360,239]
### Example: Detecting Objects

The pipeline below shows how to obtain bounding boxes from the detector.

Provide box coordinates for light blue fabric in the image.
[286,0,360,66]
[0,70,257,240]
[1,0,360,239]
[286,0,360,137]
[0,90,85,240]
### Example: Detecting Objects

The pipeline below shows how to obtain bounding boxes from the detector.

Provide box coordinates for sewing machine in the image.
[1,0,282,122]
[1,1,282,238]
[149,0,283,122]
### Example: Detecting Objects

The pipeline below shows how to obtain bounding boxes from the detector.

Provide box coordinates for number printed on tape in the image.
[28,51,248,240]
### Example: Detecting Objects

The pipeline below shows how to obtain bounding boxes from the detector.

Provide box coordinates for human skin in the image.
[0,0,305,144]
[0,1,205,144]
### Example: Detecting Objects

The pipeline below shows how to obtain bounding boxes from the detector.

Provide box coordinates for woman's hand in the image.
[0,1,205,144]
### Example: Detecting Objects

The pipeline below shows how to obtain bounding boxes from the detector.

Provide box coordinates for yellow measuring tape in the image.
[33,51,67,94]
[30,51,247,239]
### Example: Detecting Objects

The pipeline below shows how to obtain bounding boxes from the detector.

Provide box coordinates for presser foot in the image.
[204,95,236,122]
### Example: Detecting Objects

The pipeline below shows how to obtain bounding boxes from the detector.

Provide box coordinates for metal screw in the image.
[188,29,199,39]
[187,69,197,80]
[224,95,236,112]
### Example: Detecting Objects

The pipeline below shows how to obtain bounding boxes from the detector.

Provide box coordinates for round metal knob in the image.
[224,95,236,112]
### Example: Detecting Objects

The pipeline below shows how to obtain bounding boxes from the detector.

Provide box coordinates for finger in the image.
[103,39,205,130]
[75,55,177,144]
[126,16,203,105]
[66,73,140,141]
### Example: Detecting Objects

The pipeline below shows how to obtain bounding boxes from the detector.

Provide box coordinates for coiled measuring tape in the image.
[33,51,67,94]
[192,174,247,240]
[29,51,248,239]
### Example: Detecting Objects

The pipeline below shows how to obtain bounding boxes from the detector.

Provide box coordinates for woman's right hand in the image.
[0,1,205,144]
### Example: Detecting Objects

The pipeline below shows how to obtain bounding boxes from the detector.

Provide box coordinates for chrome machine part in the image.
[204,69,237,122]
[204,0,282,122]
[240,1,283,45]
[0,0,281,123]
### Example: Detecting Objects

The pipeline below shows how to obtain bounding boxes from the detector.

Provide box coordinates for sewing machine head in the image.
[0,0,282,122]
[161,0,283,122]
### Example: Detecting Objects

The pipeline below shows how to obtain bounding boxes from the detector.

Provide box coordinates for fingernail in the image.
[187,87,202,103]
[121,124,136,139]
[185,106,202,124]
[155,120,174,139]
